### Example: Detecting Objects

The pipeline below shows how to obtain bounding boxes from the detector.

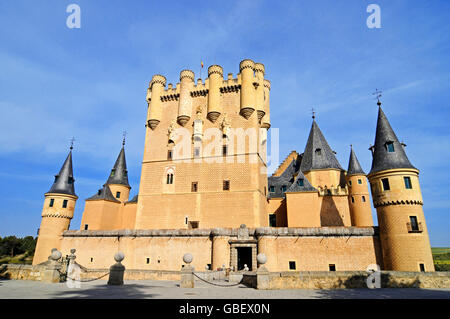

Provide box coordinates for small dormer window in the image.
[269,186,275,193]
[315,148,322,156]
[68,177,74,184]
[98,189,102,195]
[281,185,287,193]
[54,176,58,183]
[297,179,304,187]
[110,169,115,177]
[386,142,395,152]
[116,192,121,199]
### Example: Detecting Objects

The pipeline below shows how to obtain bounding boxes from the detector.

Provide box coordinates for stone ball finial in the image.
[183,253,193,264]
[114,252,125,263]
[50,249,62,261]
[257,253,267,265]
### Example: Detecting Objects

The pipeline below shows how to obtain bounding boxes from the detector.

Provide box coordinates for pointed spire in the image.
[286,170,317,193]
[347,145,365,176]
[300,119,343,172]
[369,106,416,175]
[105,142,130,187]
[47,148,77,196]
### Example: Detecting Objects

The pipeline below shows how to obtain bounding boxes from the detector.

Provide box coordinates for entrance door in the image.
[237,247,252,270]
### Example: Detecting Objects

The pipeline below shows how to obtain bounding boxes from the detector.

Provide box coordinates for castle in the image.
[32,60,435,273]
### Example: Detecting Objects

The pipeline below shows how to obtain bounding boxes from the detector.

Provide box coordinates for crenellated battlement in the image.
[146,59,270,129]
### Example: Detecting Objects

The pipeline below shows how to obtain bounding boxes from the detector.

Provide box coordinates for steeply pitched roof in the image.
[86,184,120,202]
[286,170,317,193]
[300,120,343,172]
[47,150,77,197]
[347,146,365,176]
[126,195,138,204]
[369,106,416,175]
[106,146,130,187]
[268,158,300,198]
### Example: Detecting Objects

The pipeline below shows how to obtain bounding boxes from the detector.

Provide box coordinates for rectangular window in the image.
[358,179,362,184]
[223,180,230,191]
[269,186,275,193]
[410,216,419,231]
[419,263,425,272]
[62,199,68,208]
[289,261,296,270]
[362,195,366,202]
[381,178,390,191]
[222,145,228,156]
[116,191,121,199]
[329,264,336,271]
[90,258,94,262]
[351,196,355,203]
[167,150,172,160]
[49,198,54,207]
[269,214,276,227]
[387,142,395,152]
[404,176,412,189]
[191,182,198,192]
[84,224,89,230]
[185,216,188,225]
[146,258,150,264]
[281,185,287,193]
[189,221,199,229]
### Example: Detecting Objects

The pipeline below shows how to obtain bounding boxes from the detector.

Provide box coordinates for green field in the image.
[432,247,450,271]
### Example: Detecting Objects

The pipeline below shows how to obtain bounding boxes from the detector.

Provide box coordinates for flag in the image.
[201,61,204,68]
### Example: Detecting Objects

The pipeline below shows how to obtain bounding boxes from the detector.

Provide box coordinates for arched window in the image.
[166,173,174,184]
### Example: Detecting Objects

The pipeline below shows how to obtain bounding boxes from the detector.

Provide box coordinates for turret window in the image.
[362,195,366,202]
[116,192,121,199]
[223,180,230,191]
[62,200,68,208]
[410,216,419,231]
[386,142,395,152]
[358,179,362,184]
[49,199,54,207]
[404,176,412,189]
[381,178,390,191]
[351,196,355,203]
[191,182,198,192]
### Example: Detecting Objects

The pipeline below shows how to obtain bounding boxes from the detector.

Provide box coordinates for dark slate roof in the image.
[106,147,130,187]
[286,170,317,193]
[47,150,77,196]
[268,158,300,198]
[300,120,343,172]
[369,106,416,175]
[126,195,138,204]
[86,184,120,202]
[347,146,365,176]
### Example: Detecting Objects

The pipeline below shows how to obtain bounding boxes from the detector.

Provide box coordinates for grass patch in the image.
[432,247,450,271]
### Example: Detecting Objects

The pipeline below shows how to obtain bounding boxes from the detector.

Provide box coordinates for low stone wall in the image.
[0,264,45,281]
[243,271,450,289]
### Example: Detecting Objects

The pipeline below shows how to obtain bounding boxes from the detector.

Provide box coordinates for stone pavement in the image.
[0,279,449,299]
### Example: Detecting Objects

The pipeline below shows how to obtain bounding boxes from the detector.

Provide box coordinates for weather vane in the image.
[122,131,127,146]
[69,137,75,150]
[311,107,316,120]
[373,89,382,106]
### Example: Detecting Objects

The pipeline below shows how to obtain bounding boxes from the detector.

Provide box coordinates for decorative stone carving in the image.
[237,224,249,240]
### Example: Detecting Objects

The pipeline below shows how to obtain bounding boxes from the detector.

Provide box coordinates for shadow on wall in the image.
[49,283,161,299]
[320,196,344,226]
[0,265,10,280]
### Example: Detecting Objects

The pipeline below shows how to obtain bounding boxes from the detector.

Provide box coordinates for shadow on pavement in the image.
[50,283,160,299]
[313,288,450,299]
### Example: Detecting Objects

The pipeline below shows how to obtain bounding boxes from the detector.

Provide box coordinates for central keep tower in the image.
[135,60,270,229]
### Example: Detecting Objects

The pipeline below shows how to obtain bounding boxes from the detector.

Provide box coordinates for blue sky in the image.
[0,1,449,246]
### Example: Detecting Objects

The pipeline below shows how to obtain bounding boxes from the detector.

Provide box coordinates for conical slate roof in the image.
[347,146,365,176]
[47,150,77,196]
[126,195,138,204]
[105,146,130,187]
[86,184,120,202]
[369,107,416,175]
[286,170,317,193]
[300,120,343,172]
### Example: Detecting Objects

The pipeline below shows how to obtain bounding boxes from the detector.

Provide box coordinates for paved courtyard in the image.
[0,279,449,299]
